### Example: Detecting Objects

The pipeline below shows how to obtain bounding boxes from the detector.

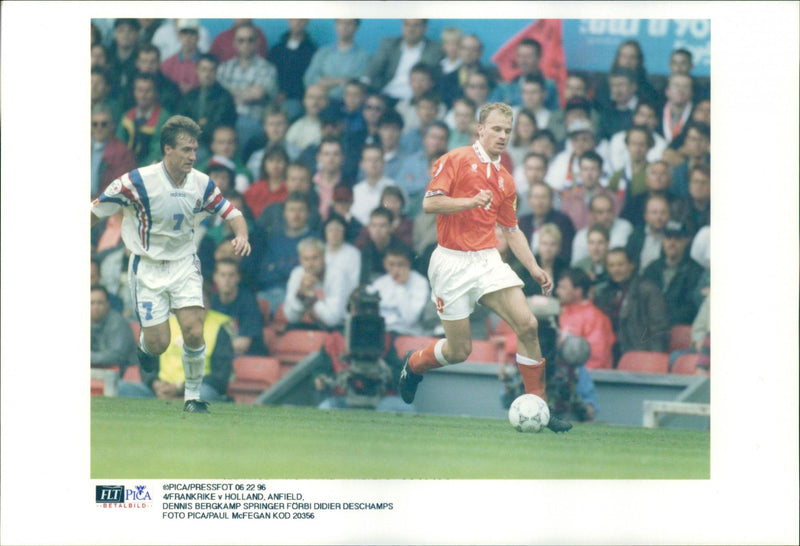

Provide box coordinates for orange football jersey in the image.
[425,142,518,251]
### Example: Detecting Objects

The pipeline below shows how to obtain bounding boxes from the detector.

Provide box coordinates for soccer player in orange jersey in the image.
[398,102,572,432]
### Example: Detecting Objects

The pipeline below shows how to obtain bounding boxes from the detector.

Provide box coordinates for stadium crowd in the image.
[90,18,711,413]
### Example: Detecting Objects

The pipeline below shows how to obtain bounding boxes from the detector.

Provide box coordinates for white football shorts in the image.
[128,254,204,327]
[428,245,524,321]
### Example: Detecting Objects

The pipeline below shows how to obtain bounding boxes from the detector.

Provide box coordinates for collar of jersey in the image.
[472,141,501,172]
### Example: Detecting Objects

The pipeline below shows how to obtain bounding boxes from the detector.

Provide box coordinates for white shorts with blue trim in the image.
[128,254,204,327]
[428,245,524,321]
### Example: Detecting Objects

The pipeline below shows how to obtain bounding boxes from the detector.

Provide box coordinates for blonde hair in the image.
[478,102,513,125]
[539,222,563,247]
[441,26,463,44]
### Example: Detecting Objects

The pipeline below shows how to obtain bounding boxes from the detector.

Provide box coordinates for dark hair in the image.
[453,95,477,112]
[524,151,549,169]
[625,124,655,148]
[608,66,637,84]
[377,109,404,130]
[415,89,441,106]
[361,143,384,157]
[579,150,604,170]
[671,48,693,63]
[587,223,610,242]
[690,161,711,178]
[518,38,542,57]
[521,73,546,88]
[531,129,556,146]
[559,268,592,296]
[380,185,406,208]
[91,65,111,83]
[423,120,450,139]
[198,52,220,67]
[607,246,633,263]
[370,205,395,224]
[90,284,109,298]
[285,191,311,207]
[259,144,290,179]
[513,109,538,147]
[685,121,710,140]
[384,241,414,263]
[634,101,657,117]
[317,135,343,152]
[323,212,348,232]
[133,72,158,87]
[214,257,241,274]
[160,115,202,153]
[410,62,436,79]
[137,43,161,61]
[114,18,140,31]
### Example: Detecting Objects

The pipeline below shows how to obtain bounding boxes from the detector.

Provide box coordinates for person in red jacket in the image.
[91,104,137,198]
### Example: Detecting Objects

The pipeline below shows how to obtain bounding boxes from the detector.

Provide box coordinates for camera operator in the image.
[314,286,416,413]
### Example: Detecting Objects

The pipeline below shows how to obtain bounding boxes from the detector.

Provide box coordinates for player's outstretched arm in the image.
[422,190,492,215]
[503,227,553,296]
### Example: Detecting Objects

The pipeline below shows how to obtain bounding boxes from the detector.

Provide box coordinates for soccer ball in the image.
[508,394,550,433]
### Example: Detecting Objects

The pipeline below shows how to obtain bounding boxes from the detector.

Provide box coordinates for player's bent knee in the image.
[515,315,539,342]
[446,340,472,363]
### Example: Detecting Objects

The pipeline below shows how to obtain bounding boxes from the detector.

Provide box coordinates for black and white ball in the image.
[508,394,550,433]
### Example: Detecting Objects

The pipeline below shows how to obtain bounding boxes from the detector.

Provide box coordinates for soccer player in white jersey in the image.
[91,115,251,413]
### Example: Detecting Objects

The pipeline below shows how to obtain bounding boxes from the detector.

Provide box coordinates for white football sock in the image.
[182,344,206,401]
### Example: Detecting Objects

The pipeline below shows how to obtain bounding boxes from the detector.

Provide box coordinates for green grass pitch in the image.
[91,397,709,479]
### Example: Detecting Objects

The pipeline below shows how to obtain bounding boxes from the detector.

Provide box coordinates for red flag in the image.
[491,19,568,107]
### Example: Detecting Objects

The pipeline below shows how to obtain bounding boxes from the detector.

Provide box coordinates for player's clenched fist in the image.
[472,189,493,210]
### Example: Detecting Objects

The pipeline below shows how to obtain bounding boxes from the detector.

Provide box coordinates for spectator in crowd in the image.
[339,79,368,140]
[641,220,704,326]
[303,19,369,102]
[351,92,388,151]
[197,125,253,192]
[396,64,447,135]
[91,257,124,313]
[561,151,615,232]
[376,109,409,183]
[670,121,710,197]
[323,213,362,299]
[512,151,548,217]
[446,96,478,150]
[516,74,551,130]
[358,206,400,284]
[91,67,123,123]
[255,162,320,238]
[210,258,264,355]
[666,47,709,102]
[660,73,694,145]
[204,159,235,195]
[690,225,710,271]
[546,118,608,192]
[120,304,234,403]
[130,44,182,114]
[217,22,279,153]
[437,33,493,108]
[394,121,450,218]
[297,106,359,184]
[284,237,350,329]
[285,83,329,153]
[454,69,493,120]
[91,104,137,198]
[363,19,443,101]
[595,40,660,108]
[599,67,640,139]
[619,159,675,228]
[532,223,569,296]
[670,162,710,239]
[136,18,165,47]
[662,98,710,167]
[246,106,299,178]
[593,247,670,363]
[210,19,268,63]
[497,38,559,111]
[107,18,140,106]
[116,73,171,166]
[399,90,446,156]
[351,144,397,226]
[179,53,238,157]
[368,242,430,335]
[626,193,671,271]
[506,108,538,169]
[91,285,137,372]
[328,186,364,244]
[571,193,633,266]
[312,137,347,221]
[151,18,211,61]
[379,185,414,248]
[556,268,615,370]
[572,224,611,286]
[530,129,557,161]
[244,144,289,220]
[159,21,203,95]
[268,19,317,122]
[607,101,666,174]
[545,76,602,144]
[252,192,321,312]
[91,42,109,69]
[518,181,575,263]
[438,26,463,76]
